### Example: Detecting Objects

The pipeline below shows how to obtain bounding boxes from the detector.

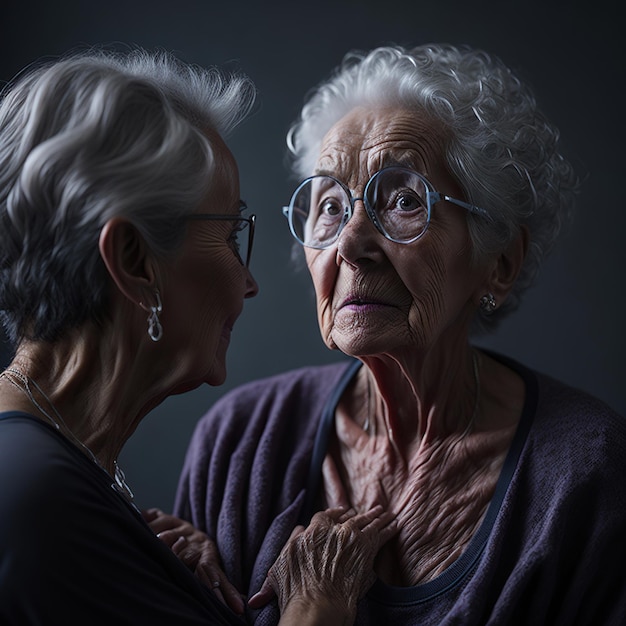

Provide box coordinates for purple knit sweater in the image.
[174,353,626,625]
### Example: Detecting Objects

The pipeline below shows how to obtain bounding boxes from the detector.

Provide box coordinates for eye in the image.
[319,198,343,217]
[393,190,424,212]
[228,222,244,253]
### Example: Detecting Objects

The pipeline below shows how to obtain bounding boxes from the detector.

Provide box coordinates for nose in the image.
[244,267,259,299]
[335,199,381,264]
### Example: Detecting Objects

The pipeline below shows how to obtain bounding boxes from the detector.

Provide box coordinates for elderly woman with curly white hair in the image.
[0,48,397,625]
[166,43,626,625]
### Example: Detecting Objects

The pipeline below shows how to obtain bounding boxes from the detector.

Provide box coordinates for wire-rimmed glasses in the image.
[183,213,256,267]
[282,166,490,249]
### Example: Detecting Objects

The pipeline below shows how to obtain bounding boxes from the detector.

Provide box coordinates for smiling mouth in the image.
[221,317,237,339]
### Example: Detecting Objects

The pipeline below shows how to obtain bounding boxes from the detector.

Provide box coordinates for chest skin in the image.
[325,407,518,587]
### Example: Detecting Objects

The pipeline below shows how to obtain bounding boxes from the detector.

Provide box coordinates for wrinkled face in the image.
[305,107,487,360]
[162,131,258,387]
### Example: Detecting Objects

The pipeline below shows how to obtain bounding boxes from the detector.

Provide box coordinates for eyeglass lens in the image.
[289,168,430,247]
[231,219,252,267]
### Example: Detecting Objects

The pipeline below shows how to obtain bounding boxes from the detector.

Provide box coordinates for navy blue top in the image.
[0,411,244,625]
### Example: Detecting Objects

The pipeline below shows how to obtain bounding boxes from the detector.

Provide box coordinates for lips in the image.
[339,294,389,309]
[221,314,239,339]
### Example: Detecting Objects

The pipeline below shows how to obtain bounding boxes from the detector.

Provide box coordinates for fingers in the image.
[141,507,160,523]
[143,509,244,613]
[248,576,275,610]
[378,519,399,546]
[334,504,385,527]
[354,506,394,529]
[249,505,397,618]
[357,509,398,546]
[196,565,245,615]
[322,505,398,547]
[310,507,351,526]
[142,509,187,536]
[171,535,188,555]
[310,504,392,529]
[337,507,359,523]
[156,528,186,548]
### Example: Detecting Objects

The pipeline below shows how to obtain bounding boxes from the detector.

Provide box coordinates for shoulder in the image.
[220,360,353,402]
[198,360,353,424]
[486,352,626,477]
[0,414,120,580]
[515,369,626,500]
[183,361,355,458]
[486,352,624,442]
[533,371,625,442]
[0,414,105,521]
[0,413,75,492]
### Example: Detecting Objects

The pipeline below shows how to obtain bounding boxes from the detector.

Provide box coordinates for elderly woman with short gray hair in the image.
[173,44,626,625]
[0,48,396,626]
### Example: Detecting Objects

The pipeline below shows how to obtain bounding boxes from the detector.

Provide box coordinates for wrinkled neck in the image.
[355,345,479,449]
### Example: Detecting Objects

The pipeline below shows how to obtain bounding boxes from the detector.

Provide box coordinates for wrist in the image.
[278,597,355,626]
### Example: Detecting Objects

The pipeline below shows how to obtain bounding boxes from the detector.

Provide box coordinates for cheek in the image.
[403,228,475,337]
[173,247,244,330]
[405,242,447,330]
[306,249,339,346]
[199,249,245,310]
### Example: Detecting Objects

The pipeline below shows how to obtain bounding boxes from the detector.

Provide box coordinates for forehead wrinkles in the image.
[315,109,447,189]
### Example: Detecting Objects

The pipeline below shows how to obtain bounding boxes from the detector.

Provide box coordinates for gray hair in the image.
[0,47,256,344]
[287,44,578,334]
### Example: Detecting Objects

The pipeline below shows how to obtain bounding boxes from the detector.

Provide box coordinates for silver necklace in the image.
[0,367,134,502]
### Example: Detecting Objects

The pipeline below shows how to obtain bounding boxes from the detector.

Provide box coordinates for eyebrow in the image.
[313,168,338,178]
[313,159,423,181]
[383,158,417,170]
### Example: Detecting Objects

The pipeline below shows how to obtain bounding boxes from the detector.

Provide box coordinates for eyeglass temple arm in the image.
[430,192,492,221]
[283,205,311,220]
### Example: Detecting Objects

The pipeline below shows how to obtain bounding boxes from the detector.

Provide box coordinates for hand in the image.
[142,508,245,615]
[249,506,397,624]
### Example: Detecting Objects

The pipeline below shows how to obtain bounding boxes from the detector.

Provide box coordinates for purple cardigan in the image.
[174,354,626,625]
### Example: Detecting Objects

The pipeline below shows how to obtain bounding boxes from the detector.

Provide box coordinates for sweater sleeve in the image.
[173,363,351,601]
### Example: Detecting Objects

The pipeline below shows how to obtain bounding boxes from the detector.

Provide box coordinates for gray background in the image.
[1,0,624,511]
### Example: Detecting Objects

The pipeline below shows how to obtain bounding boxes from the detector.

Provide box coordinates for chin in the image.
[206,373,227,387]
[204,362,228,387]
[331,333,379,357]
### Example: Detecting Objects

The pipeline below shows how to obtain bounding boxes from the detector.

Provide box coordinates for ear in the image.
[482,225,529,305]
[98,217,160,306]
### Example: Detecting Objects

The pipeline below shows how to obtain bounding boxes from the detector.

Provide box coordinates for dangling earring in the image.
[146,291,163,342]
[479,292,497,314]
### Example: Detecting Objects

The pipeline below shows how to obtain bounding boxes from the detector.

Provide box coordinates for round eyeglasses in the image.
[183,212,256,268]
[282,166,490,249]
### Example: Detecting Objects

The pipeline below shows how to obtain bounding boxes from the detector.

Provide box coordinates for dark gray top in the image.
[0,411,244,625]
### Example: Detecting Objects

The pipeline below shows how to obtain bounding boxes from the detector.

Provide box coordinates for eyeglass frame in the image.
[282,166,491,249]
[182,212,256,267]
